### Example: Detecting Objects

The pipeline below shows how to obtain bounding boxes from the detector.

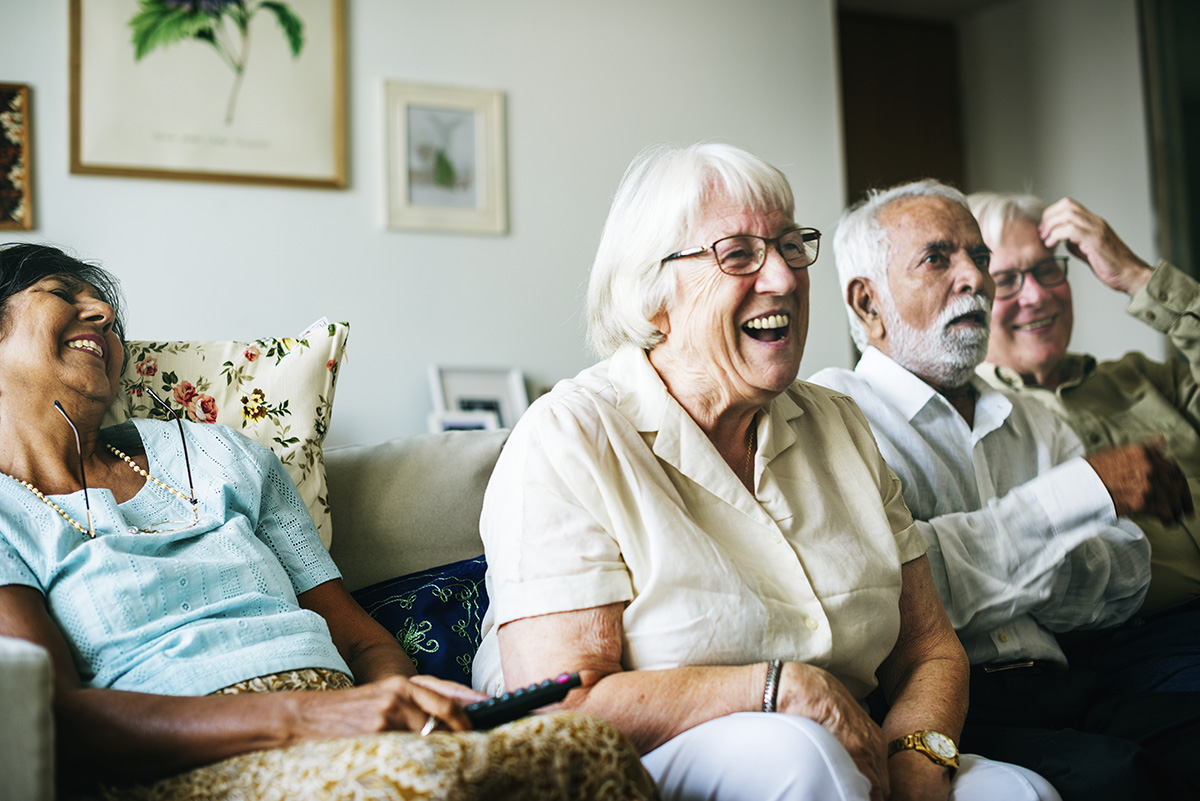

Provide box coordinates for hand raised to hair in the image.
[1085,437,1194,524]
[776,662,889,801]
[1039,198,1153,296]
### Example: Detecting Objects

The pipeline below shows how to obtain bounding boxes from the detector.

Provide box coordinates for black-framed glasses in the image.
[661,227,821,276]
[991,256,1069,300]
[55,388,199,537]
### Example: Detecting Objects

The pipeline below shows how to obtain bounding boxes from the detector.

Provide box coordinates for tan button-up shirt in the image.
[978,260,1200,613]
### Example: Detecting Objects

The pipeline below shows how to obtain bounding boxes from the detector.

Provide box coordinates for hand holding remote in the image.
[464,672,582,729]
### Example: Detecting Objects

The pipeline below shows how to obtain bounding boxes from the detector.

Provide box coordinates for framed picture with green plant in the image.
[385,80,508,234]
[69,0,346,188]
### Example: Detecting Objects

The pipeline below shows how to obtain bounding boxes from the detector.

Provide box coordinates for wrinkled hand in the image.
[1039,198,1153,296]
[409,674,489,707]
[776,662,888,801]
[287,674,475,741]
[1086,438,1193,523]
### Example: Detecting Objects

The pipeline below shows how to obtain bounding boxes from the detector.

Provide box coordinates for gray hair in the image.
[833,179,972,352]
[967,191,1047,247]
[585,142,796,358]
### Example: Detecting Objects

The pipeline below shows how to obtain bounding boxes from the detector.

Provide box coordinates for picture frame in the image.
[386,80,507,234]
[428,365,528,429]
[426,409,500,434]
[69,0,346,188]
[0,83,32,230]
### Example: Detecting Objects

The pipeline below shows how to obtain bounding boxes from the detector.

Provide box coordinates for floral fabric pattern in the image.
[103,322,349,548]
[352,556,489,682]
[104,712,659,801]
[104,667,659,801]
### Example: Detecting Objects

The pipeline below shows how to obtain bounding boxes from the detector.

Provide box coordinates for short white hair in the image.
[586,142,796,358]
[834,179,972,352]
[967,191,1047,247]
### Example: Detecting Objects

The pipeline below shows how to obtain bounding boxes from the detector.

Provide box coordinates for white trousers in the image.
[641,713,1061,801]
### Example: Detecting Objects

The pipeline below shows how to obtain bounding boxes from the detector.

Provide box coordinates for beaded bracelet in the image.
[762,659,783,713]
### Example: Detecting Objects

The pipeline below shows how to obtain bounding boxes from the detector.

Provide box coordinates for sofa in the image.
[0,323,511,799]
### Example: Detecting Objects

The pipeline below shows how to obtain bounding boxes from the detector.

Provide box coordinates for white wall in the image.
[0,0,850,446]
[959,0,1165,361]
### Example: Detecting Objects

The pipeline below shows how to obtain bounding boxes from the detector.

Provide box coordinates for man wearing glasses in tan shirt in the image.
[971,192,1200,695]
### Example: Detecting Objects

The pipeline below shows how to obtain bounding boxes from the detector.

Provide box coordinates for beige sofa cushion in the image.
[326,429,508,592]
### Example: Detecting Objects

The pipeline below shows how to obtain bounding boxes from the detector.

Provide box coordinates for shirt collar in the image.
[602,344,803,514]
[982,353,1094,392]
[855,347,940,422]
[856,347,1012,437]
[1057,354,1095,388]
[605,345,670,432]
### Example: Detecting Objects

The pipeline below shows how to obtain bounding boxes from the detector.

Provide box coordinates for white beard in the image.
[882,293,992,388]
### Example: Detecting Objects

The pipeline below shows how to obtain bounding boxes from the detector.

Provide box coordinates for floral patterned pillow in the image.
[102,321,349,548]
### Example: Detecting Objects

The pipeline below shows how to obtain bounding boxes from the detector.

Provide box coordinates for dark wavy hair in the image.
[0,243,127,342]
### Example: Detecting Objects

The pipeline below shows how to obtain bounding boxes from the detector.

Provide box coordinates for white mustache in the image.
[937,294,992,330]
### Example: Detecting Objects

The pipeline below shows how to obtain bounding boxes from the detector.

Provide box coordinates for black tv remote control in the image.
[464,672,582,729]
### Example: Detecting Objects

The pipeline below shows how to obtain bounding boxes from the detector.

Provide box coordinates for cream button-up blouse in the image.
[472,345,925,699]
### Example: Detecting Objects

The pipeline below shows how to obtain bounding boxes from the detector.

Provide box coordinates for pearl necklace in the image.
[2,445,194,538]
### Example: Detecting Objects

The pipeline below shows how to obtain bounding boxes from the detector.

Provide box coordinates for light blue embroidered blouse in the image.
[0,418,349,696]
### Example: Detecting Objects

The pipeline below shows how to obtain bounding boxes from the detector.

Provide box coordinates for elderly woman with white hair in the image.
[470,143,1060,801]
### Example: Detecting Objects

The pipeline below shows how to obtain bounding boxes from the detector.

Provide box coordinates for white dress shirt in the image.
[472,345,926,698]
[809,347,1150,668]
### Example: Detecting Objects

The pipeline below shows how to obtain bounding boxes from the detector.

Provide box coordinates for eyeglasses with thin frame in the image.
[661,227,822,276]
[55,387,199,537]
[991,256,1069,300]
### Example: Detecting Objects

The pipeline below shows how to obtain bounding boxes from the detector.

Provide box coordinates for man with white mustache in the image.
[810,180,1199,801]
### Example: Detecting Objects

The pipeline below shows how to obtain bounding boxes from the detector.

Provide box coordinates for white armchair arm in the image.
[0,634,54,801]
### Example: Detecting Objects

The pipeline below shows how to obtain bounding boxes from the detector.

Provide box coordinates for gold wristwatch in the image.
[887,730,959,774]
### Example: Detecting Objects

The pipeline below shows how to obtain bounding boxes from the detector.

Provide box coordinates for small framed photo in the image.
[429,365,528,429]
[427,409,500,434]
[0,83,33,230]
[386,80,507,234]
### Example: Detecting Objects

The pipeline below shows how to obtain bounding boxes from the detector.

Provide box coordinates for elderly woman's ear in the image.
[847,278,885,341]
[650,309,671,338]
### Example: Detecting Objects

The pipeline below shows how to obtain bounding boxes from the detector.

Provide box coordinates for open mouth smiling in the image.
[66,337,105,360]
[743,313,790,342]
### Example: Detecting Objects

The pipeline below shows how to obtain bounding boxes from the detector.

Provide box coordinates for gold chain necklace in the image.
[743,420,757,484]
[2,445,193,538]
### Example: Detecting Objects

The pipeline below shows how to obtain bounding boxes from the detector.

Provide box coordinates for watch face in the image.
[923,731,957,759]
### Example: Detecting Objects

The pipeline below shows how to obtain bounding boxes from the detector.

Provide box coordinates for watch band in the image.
[887,732,921,757]
[887,730,959,774]
[762,659,782,713]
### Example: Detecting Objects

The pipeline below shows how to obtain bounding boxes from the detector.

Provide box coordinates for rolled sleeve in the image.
[481,401,635,627]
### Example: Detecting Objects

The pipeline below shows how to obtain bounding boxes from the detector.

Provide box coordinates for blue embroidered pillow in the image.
[351,555,488,682]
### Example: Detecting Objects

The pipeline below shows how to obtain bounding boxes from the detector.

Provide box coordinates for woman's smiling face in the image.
[0,275,125,407]
[650,202,810,408]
